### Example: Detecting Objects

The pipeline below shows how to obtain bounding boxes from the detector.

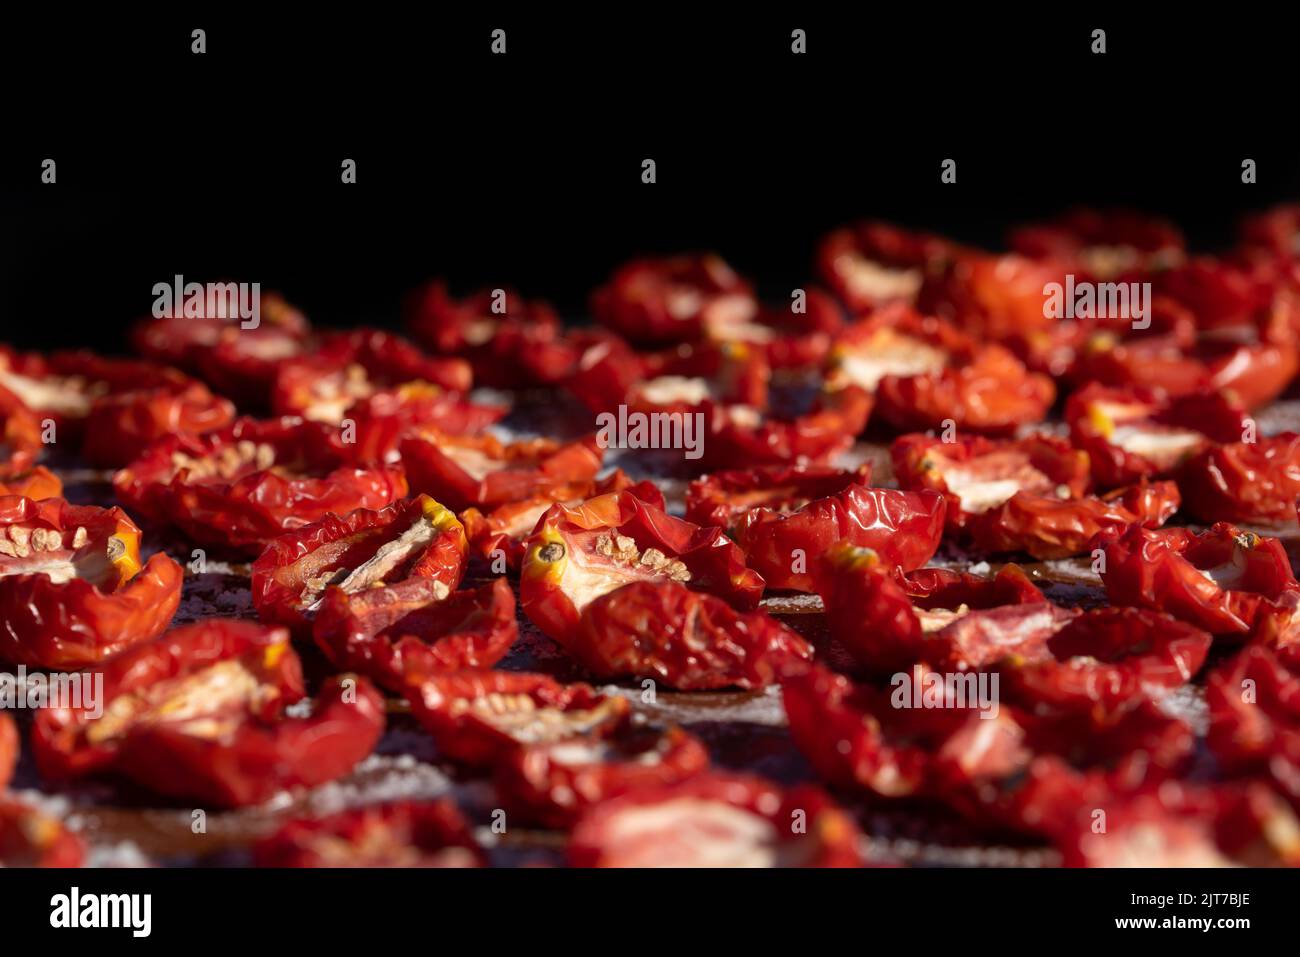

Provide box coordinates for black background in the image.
[3,10,1297,349]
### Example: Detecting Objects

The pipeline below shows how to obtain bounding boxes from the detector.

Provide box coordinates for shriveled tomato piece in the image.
[131,290,309,376]
[0,385,46,474]
[0,800,85,867]
[965,479,1181,560]
[817,221,964,312]
[197,325,311,409]
[1102,523,1299,636]
[252,495,468,630]
[568,772,863,867]
[685,463,872,531]
[1178,432,1300,527]
[314,577,518,690]
[497,725,710,829]
[33,619,383,807]
[254,799,485,867]
[1206,645,1300,809]
[700,385,872,469]
[0,465,61,500]
[570,580,812,690]
[706,287,843,370]
[341,382,508,466]
[0,496,182,668]
[1008,208,1185,279]
[891,433,1090,530]
[114,417,408,555]
[405,670,631,768]
[733,482,945,592]
[401,431,603,513]
[1066,383,1249,488]
[590,254,758,345]
[520,489,764,647]
[918,253,1070,346]
[81,378,236,468]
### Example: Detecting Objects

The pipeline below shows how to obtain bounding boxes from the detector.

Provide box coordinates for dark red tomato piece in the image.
[684,463,872,532]
[131,290,310,375]
[590,254,758,345]
[1008,208,1185,279]
[81,379,237,468]
[817,221,964,313]
[1178,432,1300,527]
[343,382,508,466]
[0,465,62,500]
[699,385,872,470]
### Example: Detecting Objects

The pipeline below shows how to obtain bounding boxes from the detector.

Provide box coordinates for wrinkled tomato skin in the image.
[590,255,758,345]
[0,800,86,867]
[342,385,508,466]
[404,670,630,768]
[114,417,408,556]
[684,463,872,531]
[251,495,468,631]
[1178,433,1300,527]
[0,497,183,669]
[31,619,306,782]
[400,432,603,513]
[253,799,485,867]
[567,772,864,867]
[131,291,310,376]
[1102,523,1299,636]
[739,288,844,370]
[313,577,518,691]
[520,490,765,648]
[700,386,873,470]
[1008,209,1185,277]
[817,221,962,313]
[0,712,16,789]
[571,580,813,690]
[497,726,711,829]
[1206,645,1300,806]
[197,326,310,410]
[0,465,62,500]
[735,484,945,592]
[81,380,237,468]
[966,480,1180,561]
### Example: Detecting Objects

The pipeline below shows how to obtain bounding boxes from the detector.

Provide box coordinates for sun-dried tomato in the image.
[567,772,863,867]
[732,482,945,592]
[1065,383,1250,488]
[708,288,844,370]
[0,465,61,500]
[131,290,310,376]
[520,489,764,647]
[460,471,663,571]
[1008,209,1185,279]
[0,799,85,867]
[400,431,603,513]
[1206,645,1300,809]
[891,433,1090,530]
[0,496,182,668]
[404,670,630,768]
[253,799,485,867]
[1102,523,1299,636]
[685,463,872,532]
[81,379,237,468]
[496,725,710,829]
[197,325,311,410]
[917,253,1070,346]
[0,386,45,474]
[965,479,1181,560]
[251,495,469,630]
[114,417,408,556]
[590,254,758,345]
[699,385,872,470]
[313,578,518,690]
[569,579,812,690]
[817,221,964,313]
[1177,432,1300,527]
[32,619,384,807]
[342,383,508,465]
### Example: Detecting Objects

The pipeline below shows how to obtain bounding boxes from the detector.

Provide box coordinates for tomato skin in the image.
[567,771,864,867]
[0,465,61,500]
[81,379,236,468]
[0,712,16,790]
[685,463,872,532]
[590,254,758,345]
[341,384,508,466]
[0,496,183,669]
[698,386,873,470]
[400,432,603,513]
[0,799,85,867]
[520,489,765,648]
[1009,208,1185,278]
[1178,432,1300,527]
[571,580,813,690]
[314,577,518,691]
[1102,523,1299,636]
[131,290,310,377]
[114,417,408,556]
[497,726,711,829]
[254,799,484,867]
[404,669,631,768]
[1207,646,1300,810]
[735,484,945,592]
[817,221,964,313]
[965,479,1180,561]
[251,495,468,631]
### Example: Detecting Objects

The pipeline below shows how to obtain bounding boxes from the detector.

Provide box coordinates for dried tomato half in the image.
[1008,208,1185,279]
[341,383,508,466]
[496,725,710,829]
[404,670,630,768]
[313,578,518,690]
[520,489,763,647]
[590,254,758,345]
[131,290,310,375]
[251,495,469,630]
[81,379,237,468]
[0,496,182,668]
[1206,645,1300,808]
[0,465,61,500]
[460,470,663,571]
[32,619,384,807]
[569,580,813,690]
[253,799,484,867]
[817,221,963,312]
[1177,432,1300,527]
[400,431,603,513]
[965,479,1181,560]
[0,799,85,867]
[815,543,1050,674]
[732,483,945,592]
[197,325,311,410]
[708,288,844,371]
[0,711,16,789]
[0,386,44,474]
[917,253,1069,346]
[114,417,408,555]
[567,772,863,867]
[1065,383,1250,488]
[891,433,1090,530]
[684,463,872,532]
[1102,523,1299,636]
[699,385,872,470]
